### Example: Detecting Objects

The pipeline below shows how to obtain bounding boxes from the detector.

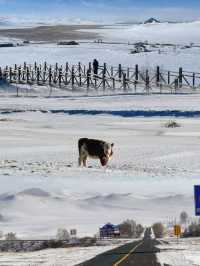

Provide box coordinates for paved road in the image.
[78,228,162,266]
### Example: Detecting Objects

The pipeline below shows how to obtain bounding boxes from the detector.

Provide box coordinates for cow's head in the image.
[100,142,114,166]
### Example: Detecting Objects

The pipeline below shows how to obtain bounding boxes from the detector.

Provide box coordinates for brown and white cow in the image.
[78,138,114,167]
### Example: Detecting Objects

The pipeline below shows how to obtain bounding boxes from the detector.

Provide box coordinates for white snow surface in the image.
[157,237,200,266]
[0,94,199,239]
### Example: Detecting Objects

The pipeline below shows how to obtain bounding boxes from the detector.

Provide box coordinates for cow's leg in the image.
[78,156,82,167]
[83,156,87,167]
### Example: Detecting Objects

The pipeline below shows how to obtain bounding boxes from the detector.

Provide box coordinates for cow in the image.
[78,138,114,167]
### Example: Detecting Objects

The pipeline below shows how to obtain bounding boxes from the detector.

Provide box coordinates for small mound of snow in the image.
[17,188,50,198]
[0,193,15,201]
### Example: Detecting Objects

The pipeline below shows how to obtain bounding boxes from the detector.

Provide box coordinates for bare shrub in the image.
[165,120,181,128]
[136,224,144,238]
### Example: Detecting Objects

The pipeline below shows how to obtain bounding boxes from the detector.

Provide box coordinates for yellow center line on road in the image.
[113,241,144,266]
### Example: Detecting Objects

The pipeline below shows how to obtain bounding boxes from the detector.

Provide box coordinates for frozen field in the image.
[0,94,199,238]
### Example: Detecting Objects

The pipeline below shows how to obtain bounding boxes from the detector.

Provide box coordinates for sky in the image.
[0,0,200,24]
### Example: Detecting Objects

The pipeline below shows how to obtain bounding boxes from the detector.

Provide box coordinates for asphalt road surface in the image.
[78,228,164,266]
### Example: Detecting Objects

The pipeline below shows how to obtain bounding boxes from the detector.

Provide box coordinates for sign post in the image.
[174,224,181,244]
[194,185,200,216]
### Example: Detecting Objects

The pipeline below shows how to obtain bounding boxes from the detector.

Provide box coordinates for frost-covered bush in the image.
[180,211,189,225]
[5,232,17,241]
[118,220,144,238]
[183,221,200,237]
[152,222,165,238]
[56,228,70,241]
[165,120,181,128]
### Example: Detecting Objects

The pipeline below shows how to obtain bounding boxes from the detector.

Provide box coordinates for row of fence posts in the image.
[0,62,195,92]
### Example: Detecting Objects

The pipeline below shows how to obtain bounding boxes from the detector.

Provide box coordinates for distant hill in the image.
[144,18,160,24]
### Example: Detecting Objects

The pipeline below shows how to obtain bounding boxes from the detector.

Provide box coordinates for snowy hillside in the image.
[96,21,200,44]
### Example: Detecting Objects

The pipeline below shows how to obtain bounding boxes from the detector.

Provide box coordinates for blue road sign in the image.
[194,185,200,216]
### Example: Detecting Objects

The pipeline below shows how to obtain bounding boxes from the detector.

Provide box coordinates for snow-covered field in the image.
[0,21,200,72]
[157,237,200,266]
[0,21,200,265]
[0,41,200,73]
[0,245,118,266]
[0,94,199,239]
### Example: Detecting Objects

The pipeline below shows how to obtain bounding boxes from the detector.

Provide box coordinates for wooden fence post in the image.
[26,67,30,83]
[134,64,139,93]
[72,66,75,89]
[156,66,160,85]
[179,67,182,88]
[146,70,150,94]
[18,67,21,83]
[123,73,127,91]
[37,67,40,85]
[55,63,58,72]
[174,78,178,93]
[119,64,122,80]
[87,69,90,89]
[193,73,195,88]
[49,67,52,85]
[44,62,47,71]
[103,63,106,91]
[58,68,62,87]
[65,63,68,85]
[78,62,82,86]
[168,71,170,85]
[34,62,37,72]
[9,67,12,83]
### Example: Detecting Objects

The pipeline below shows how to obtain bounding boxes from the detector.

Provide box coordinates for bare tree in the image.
[136,224,144,238]
[180,211,189,225]
[152,223,165,238]
[119,220,144,238]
